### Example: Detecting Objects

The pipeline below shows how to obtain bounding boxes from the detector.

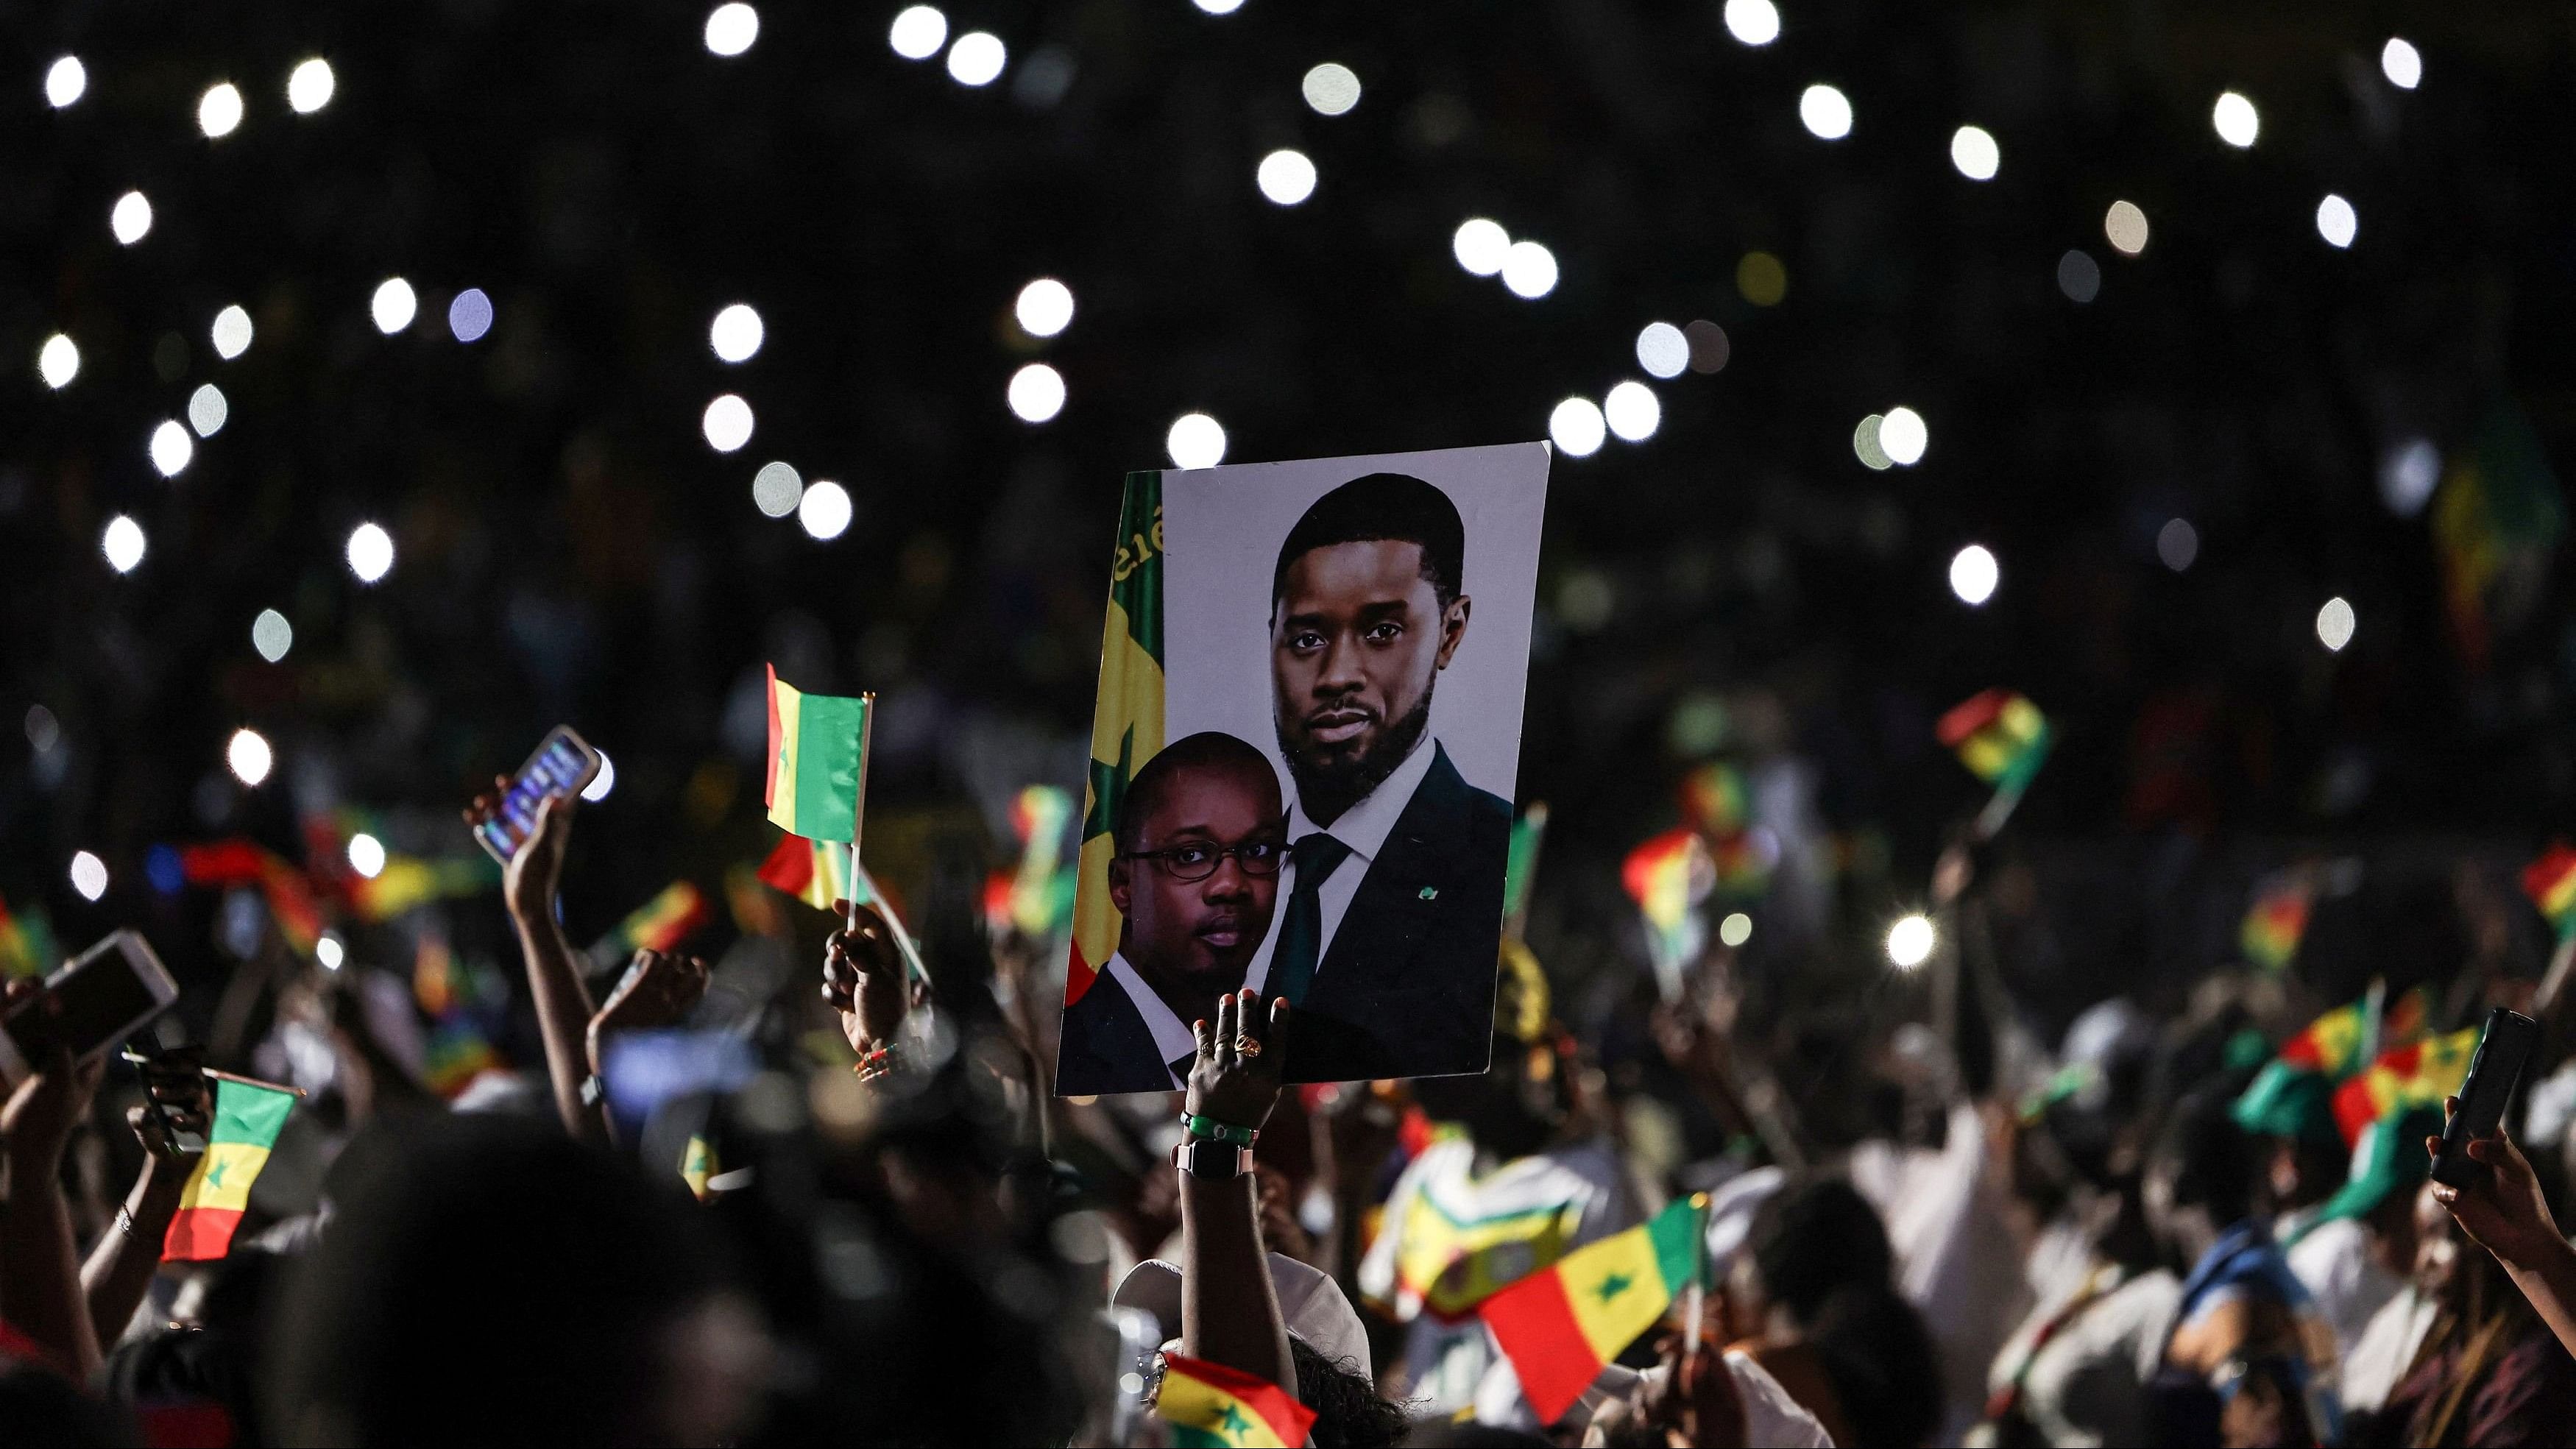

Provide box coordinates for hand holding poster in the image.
[1058,443,1550,1093]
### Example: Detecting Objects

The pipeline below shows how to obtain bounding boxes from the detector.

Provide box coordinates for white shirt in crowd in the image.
[2286,1215,2402,1361]
[1242,732,1437,995]
[2341,1284,2440,1416]
[1981,1266,2184,1448]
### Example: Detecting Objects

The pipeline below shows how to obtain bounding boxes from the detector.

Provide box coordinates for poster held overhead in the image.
[1058,443,1550,1094]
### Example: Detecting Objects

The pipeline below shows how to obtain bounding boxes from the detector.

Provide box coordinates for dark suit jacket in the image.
[1054,965,1186,1097]
[1283,742,1511,1084]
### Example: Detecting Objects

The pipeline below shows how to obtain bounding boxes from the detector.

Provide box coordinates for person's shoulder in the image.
[1422,743,1512,830]
[1054,974,1157,1095]
[1723,1350,1837,1449]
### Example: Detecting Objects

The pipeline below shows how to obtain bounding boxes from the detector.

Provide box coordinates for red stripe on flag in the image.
[1479,1258,1600,1424]
[1936,689,2012,748]
[162,1205,247,1262]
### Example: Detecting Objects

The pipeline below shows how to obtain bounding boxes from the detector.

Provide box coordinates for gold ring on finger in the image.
[1234,1035,1262,1059]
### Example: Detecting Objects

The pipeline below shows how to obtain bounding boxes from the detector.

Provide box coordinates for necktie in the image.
[1270,833,1352,1007]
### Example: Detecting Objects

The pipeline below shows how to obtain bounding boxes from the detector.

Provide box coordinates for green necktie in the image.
[1270,833,1352,1006]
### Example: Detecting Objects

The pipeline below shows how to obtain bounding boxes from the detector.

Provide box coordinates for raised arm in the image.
[464,783,604,1144]
[0,989,107,1379]
[1179,990,1298,1395]
[2428,1099,2576,1361]
[81,1058,211,1352]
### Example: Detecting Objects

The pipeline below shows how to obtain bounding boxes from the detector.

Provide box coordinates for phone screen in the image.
[478,733,595,860]
[4,940,166,1064]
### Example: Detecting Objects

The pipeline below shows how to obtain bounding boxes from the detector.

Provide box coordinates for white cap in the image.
[1112,1252,1371,1379]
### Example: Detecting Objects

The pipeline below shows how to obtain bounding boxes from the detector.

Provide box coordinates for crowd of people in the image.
[6,779,2576,1448]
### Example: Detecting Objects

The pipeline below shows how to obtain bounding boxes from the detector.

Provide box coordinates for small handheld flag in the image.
[2524,843,2576,940]
[1623,828,1712,1000]
[1479,1194,1709,1425]
[2332,1027,2479,1148]
[764,667,873,846]
[586,880,710,970]
[163,1077,297,1261]
[1501,803,1549,940]
[1936,690,2052,835]
[2241,874,2316,974]
[1155,1355,1316,1449]
[0,891,59,979]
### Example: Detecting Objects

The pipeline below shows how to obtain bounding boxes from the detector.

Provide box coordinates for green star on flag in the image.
[1595,1272,1632,1303]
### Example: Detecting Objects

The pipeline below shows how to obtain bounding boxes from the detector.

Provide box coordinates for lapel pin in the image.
[1418,885,1439,901]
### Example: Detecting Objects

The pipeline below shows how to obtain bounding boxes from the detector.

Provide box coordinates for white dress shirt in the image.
[1244,731,1440,995]
[1103,952,1197,1090]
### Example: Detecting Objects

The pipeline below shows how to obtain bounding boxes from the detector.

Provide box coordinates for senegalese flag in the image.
[1622,827,1711,995]
[757,834,872,911]
[178,840,326,957]
[1387,1184,1590,1321]
[2241,874,2315,973]
[682,1134,717,1202]
[0,892,59,979]
[2333,1027,2480,1148]
[163,1078,297,1261]
[765,666,873,844]
[587,881,709,969]
[1480,1194,1710,1425]
[350,854,496,923]
[422,1020,502,1099]
[1156,1354,1316,1449]
[1068,471,1166,1008]
[1002,784,1077,939]
[2280,988,2430,1077]
[1501,803,1549,939]
[1937,690,2053,793]
[2523,842,2576,940]
[1680,762,1750,838]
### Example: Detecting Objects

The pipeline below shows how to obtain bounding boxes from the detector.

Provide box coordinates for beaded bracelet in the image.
[1181,1113,1257,1147]
[853,1044,901,1083]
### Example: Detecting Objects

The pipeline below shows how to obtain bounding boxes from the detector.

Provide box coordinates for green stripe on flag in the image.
[790,692,870,844]
[1648,1194,1705,1293]
[210,1078,295,1147]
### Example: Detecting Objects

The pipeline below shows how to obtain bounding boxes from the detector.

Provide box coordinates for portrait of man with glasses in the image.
[1055,731,1289,1095]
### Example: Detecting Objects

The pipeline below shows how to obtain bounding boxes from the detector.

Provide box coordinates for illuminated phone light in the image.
[582,751,615,801]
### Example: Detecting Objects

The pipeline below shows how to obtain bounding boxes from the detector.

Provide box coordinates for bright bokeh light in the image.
[71,851,109,902]
[188,384,227,437]
[1799,84,1852,141]
[751,461,802,518]
[347,832,387,879]
[2212,91,2260,148]
[448,288,492,342]
[581,752,617,802]
[1719,913,1754,947]
[1722,0,1780,46]
[371,277,417,333]
[46,56,86,109]
[1302,63,1361,116]
[1452,219,1510,277]
[1167,414,1227,470]
[703,394,754,453]
[38,334,78,389]
[1604,381,1660,443]
[2382,38,2422,91]
[1636,322,1688,380]
[2316,194,2357,249]
[347,522,394,583]
[889,6,947,59]
[227,727,274,786]
[1949,545,1999,606]
[212,305,254,358]
[2317,597,2356,653]
[704,3,760,56]
[1501,240,1558,300]
[1015,278,1075,338]
[798,480,852,540]
[199,82,244,138]
[252,609,293,662]
[2157,518,2199,571]
[1194,0,1245,13]
[1256,149,1317,205]
[946,32,1005,86]
[289,57,335,113]
[2104,200,2149,256]
[1886,914,1936,969]
[1878,405,1928,465]
[1950,124,1999,180]
[112,191,152,246]
[316,934,345,970]
[1008,363,1066,423]
[710,303,764,363]
[1549,397,1606,458]
[150,420,194,478]
[1853,416,1892,470]
[102,516,146,573]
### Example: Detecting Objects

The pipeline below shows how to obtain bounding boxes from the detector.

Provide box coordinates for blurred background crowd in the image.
[8,0,2576,1445]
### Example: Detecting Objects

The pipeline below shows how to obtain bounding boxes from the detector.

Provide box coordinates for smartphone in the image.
[2431,1007,2541,1188]
[0,930,181,1085]
[474,726,602,863]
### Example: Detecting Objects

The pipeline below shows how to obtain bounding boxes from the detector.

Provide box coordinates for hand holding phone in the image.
[131,1044,213,1159]
[2432,1007,2540,1188]
[468,726,601,866]
[0,931,181,1087]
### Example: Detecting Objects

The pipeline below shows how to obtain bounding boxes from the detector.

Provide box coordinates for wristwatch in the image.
[1177,1138,1250,1180]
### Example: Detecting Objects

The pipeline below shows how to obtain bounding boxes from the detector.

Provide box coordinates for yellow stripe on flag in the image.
[175,1142,273,1216]
[1560,1222,1673,1361]
[771,679,804,836]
